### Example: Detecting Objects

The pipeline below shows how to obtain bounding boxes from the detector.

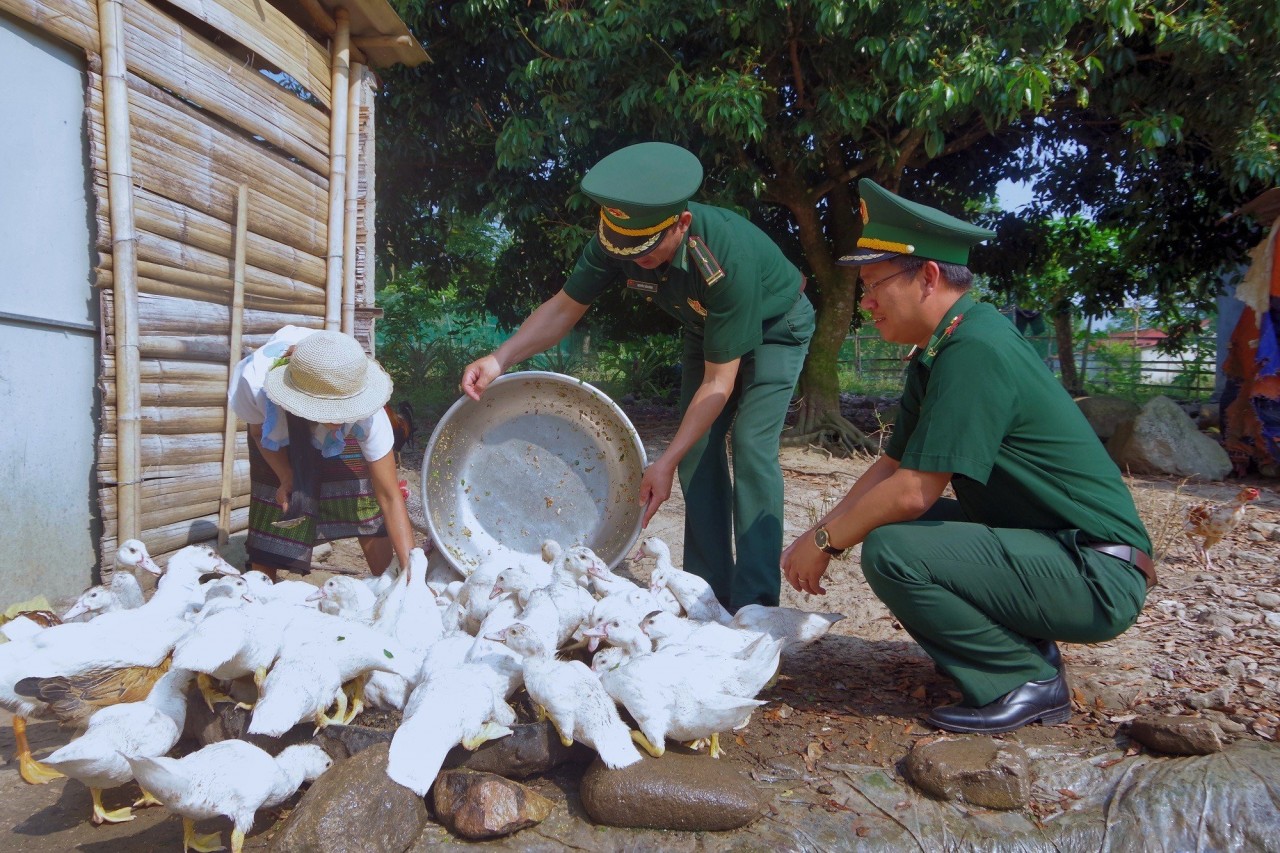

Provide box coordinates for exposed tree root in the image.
[783,405,878,457]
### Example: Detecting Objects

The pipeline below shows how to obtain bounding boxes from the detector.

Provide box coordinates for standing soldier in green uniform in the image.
[462,142,814,610]
[781,181,1154,734]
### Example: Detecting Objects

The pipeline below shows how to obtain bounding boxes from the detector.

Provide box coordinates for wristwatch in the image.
[814,526,845,558]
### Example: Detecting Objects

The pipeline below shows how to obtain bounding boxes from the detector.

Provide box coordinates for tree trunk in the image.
[1053,300,1082,396]
[770,151,878,456]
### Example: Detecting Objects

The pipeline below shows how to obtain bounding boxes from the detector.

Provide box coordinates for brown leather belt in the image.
[1085,542,1157,589]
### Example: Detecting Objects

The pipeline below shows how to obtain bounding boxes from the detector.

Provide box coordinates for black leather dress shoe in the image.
[926,669,1071,735]
[1035,639,1063,671]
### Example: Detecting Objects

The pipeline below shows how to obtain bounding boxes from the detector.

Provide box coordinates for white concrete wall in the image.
[0,14,97,605]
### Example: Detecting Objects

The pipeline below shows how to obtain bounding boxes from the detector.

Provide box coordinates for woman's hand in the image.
[274,472,294,513]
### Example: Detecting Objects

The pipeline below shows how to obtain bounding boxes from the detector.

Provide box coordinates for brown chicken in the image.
[1183,486,1261,569]
[386,401,416,466]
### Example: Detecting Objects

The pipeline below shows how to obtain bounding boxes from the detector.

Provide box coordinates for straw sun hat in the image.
[263,331,392,424]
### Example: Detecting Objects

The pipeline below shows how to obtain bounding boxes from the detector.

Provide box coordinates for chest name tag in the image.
[626,279,660,293]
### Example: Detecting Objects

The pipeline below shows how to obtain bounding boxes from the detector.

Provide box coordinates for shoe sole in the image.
[927,704,1072,735]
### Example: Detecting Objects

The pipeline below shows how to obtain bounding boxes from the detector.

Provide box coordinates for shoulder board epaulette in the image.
[687,235,725,286]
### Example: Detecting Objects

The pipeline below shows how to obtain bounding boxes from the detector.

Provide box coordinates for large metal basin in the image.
[421,372,647,574]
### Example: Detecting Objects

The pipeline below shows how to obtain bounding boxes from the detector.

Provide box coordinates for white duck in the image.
[639,609,765,657]
[241,570,320,608]
[641,613,782,697]
[638,537,733,624]
[172,598,290,711]
[456,563,505,634]
[592,617,765,758]
[60,586,126,623]
[1,544,237,784]
[307,575,377,621]
[589,558,682,614]
[488,623,641,769]
[126,741,332,853]
[363,556,400,599]
[111,539,162,604]
[363,548,443,712]
[41,667,195,825]
[729,605,846,651]
[387,636,521,797]
[246,613,418,736]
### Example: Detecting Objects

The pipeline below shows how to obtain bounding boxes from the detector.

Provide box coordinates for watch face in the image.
[815,528,829,548]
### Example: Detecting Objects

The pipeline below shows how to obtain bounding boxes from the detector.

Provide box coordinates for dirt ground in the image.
[2,407,1278,850]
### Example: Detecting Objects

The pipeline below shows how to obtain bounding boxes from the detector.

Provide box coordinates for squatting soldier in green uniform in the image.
[781,181,1154,734]
[462,142,814,610]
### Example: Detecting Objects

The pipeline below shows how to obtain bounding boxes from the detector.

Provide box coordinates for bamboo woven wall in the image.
[0,0,384,570]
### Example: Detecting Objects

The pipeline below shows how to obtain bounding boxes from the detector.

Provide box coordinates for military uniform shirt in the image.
[564,201,802,363]
[885,294,1151,552]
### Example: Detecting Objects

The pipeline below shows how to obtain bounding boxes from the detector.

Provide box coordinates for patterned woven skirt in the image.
[246,435,387,573]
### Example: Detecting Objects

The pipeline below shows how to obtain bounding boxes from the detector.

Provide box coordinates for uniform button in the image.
[646,297,653,302]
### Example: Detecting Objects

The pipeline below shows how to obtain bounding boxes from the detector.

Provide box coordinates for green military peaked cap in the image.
[581,142,703,260]
[837,179,996,266]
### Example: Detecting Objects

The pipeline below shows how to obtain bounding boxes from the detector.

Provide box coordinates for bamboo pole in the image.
[325,9,351,330]
[219,185,249,547]
[341,61,363,335]
[99,0,141,544]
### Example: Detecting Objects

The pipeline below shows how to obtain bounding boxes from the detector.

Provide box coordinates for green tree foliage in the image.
[382,0,1280,452]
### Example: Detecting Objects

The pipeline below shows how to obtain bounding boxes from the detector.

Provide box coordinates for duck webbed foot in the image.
[14,716,64,785]
[90,788,135,824]
[461,721,513,750]
[133,788,163,808]
[183,817,226,852]
[197,673,237,711]
[630,729,665,757]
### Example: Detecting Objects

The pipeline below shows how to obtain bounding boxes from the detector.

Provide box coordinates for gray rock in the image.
[1210,626,1236,643]
[317,719,593,777]
[579,753,766,831]
[431,769,553,840]
[270,743,428,852]
[1187,685,1235,711]
[1129,715,1226,755]
[1075,395,1141,441]
[1266,613,1280,629]
[184,686,314,755]
[1106,395,1231,480]
[904,738,1031,810]
[1256,591,1280,609]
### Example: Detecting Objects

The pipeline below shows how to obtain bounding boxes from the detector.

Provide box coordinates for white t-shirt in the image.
[228,325,394,463]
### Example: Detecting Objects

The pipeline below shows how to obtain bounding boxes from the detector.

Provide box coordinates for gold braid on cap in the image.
[600,211,679,237]
[599,223,664,256]
[857,237,916,254]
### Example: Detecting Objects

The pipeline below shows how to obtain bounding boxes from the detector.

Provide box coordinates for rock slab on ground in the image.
[270,743,429,853]
[579,753,766,831]
[1107,394,1231,480]
[318,719,593,777]
[431,769,553,840]
[904,737,1031,810]
[1075,394,1141,441]
[185,691,314,755]
[1129,715,1226,755]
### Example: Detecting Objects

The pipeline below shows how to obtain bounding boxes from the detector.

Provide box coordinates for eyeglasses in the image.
[860,267,916,296]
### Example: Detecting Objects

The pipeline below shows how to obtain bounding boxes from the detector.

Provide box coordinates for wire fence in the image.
[838,332,1219,403]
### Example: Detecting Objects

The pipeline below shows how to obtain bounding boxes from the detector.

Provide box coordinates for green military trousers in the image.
[677,294,814,611]
[860,500,1149,706]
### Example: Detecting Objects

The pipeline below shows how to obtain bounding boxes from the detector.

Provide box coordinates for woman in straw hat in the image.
[228,327,413,579]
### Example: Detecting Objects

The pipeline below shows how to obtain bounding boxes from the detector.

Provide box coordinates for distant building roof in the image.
[1104,328,1168,349]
